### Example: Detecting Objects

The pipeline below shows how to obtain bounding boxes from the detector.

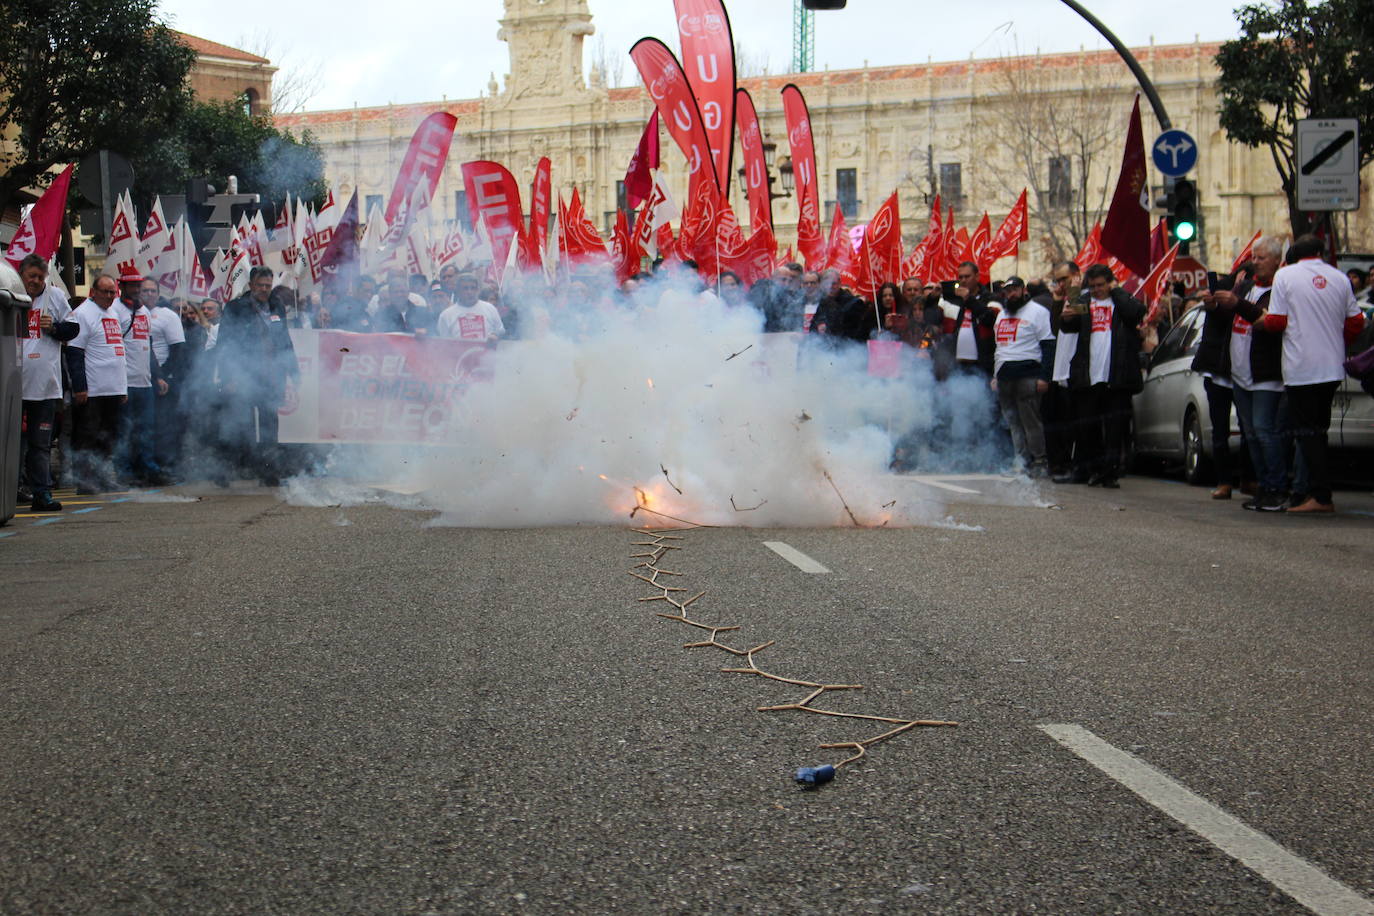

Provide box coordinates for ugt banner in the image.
[279,330,489,444]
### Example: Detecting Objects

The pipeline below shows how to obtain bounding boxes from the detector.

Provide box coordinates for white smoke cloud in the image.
[284,272,1025,528]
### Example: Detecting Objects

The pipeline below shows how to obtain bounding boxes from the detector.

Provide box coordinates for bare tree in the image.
[734,41,770,79]
[589,34,627,89]
[236,30,323,114]
[973,41,1126,263]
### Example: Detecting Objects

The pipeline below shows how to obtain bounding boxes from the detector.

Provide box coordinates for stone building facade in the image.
[277,0,1373,275]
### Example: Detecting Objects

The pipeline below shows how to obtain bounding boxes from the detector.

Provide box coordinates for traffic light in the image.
[1170,178,1197,253]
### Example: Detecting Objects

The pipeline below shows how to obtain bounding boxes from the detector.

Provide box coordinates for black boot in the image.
[31,491,62,512]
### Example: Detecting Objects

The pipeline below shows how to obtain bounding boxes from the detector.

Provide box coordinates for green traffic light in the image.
[1175,221,1196,242]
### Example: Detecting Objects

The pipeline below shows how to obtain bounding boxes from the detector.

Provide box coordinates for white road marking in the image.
[903,476,982,494]
[762,541,831,574]
[1039,724,1374,916]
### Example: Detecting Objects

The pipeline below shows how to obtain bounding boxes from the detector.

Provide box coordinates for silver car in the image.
[1130,305,1374,483]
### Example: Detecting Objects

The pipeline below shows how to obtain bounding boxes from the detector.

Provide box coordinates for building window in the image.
[242,88,259,117]
[454,190,470,230]
[939,163,963,211]
[1048,155,1072,209]
[836,168,858,219]
[365,194,384,218]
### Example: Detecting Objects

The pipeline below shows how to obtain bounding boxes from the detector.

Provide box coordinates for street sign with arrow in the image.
[1152,129,1197,177]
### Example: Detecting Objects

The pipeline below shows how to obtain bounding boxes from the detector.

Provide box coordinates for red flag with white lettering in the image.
[385,112,458,225]
[781,84,825,269]
[970,212,993,282]
[630,38,718,199]
[610,208,639,284]
[1140,241,1181,323]
[734,88,771,234]
[1075,221,1104,270]
[623,113,659,211]
[674,0,735,197]
[530,156,552,257]
[461,160,524,273]
[986,188,1028,265]
[741,223,777,286]
[825,203,853,277]
[3,163,72,270]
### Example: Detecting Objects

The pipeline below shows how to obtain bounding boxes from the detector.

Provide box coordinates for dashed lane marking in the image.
[1039,724,1374,916]
[762,541,831,574]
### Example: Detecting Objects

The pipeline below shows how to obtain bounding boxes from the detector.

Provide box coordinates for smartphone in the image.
[940,280,957,301]
[1206,271,1219,293]
[1214,271,1236,292]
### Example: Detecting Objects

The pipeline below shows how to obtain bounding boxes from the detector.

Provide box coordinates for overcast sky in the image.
[157,0,1243,112]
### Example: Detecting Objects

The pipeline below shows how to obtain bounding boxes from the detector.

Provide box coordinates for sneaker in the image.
[1255,493,1288,513]
[1288,497,1335,514]
[1099,477,1121,489]
[1241,496,1259,511]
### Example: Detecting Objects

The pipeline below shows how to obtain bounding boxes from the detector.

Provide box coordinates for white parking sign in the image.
[1296,118,1360,211]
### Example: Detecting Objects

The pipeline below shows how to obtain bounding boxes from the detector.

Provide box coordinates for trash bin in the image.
[0,259,33,526]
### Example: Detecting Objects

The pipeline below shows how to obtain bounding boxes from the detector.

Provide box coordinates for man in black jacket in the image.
[219,266,300,486]
[1060,263,1147,487]
[1037,261,1078,479]
[941,261,998,375]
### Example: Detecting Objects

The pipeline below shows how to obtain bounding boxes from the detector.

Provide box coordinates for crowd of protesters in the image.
[15,232,1370,514]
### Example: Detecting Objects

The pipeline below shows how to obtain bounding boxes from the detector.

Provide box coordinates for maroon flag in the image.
[530,156,553,255]
[734,88,771,234]
[384,112,457,225]
[623,112,659,210]
[673,0,736,197]
[318,191,360,287]
[781,84,825,269]
[1101,96,1151,279]
[630,38,717,198]
[461,160,524,272]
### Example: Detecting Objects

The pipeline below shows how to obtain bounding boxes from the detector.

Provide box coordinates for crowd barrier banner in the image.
[279,329,488,444]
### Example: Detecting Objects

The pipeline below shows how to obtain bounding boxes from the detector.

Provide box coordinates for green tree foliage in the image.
[0,0,195,209]
[132,98,327,211]
[1216,0,1374,236]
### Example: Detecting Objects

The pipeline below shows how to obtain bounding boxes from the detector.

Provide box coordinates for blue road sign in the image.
[1152,129,1198,177]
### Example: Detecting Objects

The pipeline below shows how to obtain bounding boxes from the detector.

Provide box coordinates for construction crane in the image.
[792,0,815,73]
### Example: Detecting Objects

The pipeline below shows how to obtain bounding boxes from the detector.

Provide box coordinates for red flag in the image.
[1230,229,1262,274]
[559,190,610,267]
[856,192,901,300]
[936,206,958,281]
[1141,241,1181,324]
[780,84,825,269]
[676,178,720,275]
[1101,96,1151,278]
[4,164,73,270]
[630,38,717,198]
[656,223,678,263]
[610,208,639,284]
[623,113,659,211]
[530,157,553,256]
[987,188,1028,263]
[714,203,749,279]
[741,223,777,285]
[674,0,735,197]
[461,160,524,273]
[385,112,457,225]
[1149,216,1169,268]
[824,203,853,277]
[1075,221,1104,269]
[734,88,771,233]
[970,212,993,283]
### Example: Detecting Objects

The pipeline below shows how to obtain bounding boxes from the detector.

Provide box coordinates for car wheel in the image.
[1182,408,1211,485]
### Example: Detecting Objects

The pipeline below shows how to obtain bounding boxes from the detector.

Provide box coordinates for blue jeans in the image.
[1232,386,1286,494]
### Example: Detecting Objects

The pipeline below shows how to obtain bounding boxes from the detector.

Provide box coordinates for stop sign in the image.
[1171,256,1208,297]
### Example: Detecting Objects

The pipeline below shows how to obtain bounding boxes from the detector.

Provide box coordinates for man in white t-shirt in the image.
[1263,234,1367,513]
[66,275,130,494]
[17,255,80,511]
[991,277,1054,476]
[436,271,505,342]
[114,269,168,485]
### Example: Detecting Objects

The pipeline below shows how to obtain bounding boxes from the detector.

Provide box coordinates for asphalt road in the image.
[2,474,1372,914]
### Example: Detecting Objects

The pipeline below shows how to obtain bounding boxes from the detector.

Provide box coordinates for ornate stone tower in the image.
[494,0,596,103]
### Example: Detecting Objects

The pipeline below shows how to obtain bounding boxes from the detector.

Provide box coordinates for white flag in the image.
[105,189,139,277]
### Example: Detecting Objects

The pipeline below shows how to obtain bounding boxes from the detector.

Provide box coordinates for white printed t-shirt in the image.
[1230,283,1282,392]
[149,304,186,366]
[21,285,72,401]
[1087,296,1114,385]
[70,299,130,397]
[436,300,504,341]
[992,301,1054,376]
[1269,257,1361,386]
[113,299,154,388]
